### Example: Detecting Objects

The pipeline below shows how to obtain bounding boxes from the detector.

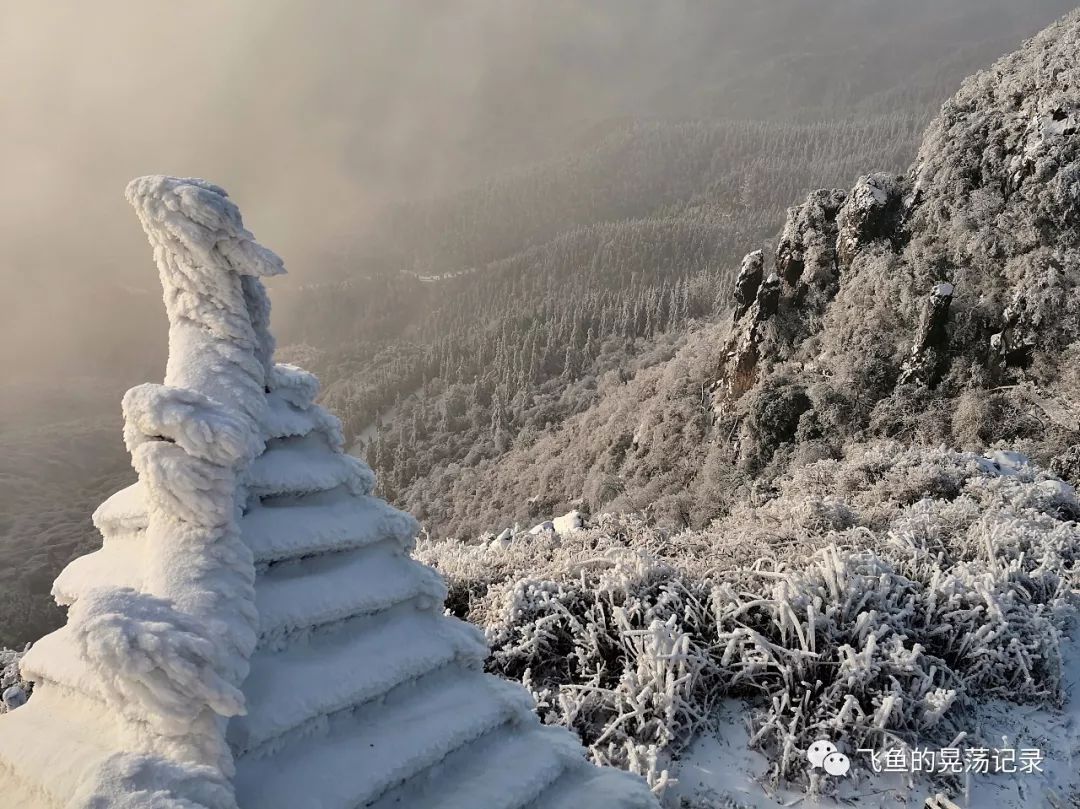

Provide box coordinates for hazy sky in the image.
[1,2,687,380]
[2,1,1074,384]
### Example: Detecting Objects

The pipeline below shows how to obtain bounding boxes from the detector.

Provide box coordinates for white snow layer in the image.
[0,176,656,809]
[670,632,1080,808]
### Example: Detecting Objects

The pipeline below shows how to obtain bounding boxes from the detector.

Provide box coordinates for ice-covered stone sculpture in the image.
[0,176,657,809]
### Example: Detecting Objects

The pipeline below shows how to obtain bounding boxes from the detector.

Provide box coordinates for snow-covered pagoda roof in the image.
[0,176,657,809]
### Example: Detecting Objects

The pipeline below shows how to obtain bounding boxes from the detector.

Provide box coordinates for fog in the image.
[2,0,1074,387]
[1,2,643,382]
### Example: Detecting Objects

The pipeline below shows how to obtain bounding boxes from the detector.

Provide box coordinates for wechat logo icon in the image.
[807,740,851,777]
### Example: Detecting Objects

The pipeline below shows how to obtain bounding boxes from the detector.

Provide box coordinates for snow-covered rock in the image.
[2,685,26,711]
[733,250,764,320]
[0,177,657,809]
[489,535,513,553]
[990,449,1030,472]
[552,510,585,535]
[834,172,903,270]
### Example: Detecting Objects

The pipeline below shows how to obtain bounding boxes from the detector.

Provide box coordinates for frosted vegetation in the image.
[420,443,1079,792]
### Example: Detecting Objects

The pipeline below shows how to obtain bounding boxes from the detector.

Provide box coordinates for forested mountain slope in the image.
[404,11,1080,541]
[283,117,927,518]
[277,7,1079,540]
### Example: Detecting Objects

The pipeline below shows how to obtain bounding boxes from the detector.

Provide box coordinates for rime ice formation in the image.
[0,176,657,809]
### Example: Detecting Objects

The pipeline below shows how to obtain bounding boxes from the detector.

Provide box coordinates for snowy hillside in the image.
[413,11,1080,807]
[403,7,1080,544]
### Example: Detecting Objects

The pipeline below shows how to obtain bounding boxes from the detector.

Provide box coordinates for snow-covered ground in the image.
[670,635,1080,808]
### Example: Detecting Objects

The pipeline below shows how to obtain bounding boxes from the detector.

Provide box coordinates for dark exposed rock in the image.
[733,250,764,321]
[899,282,954,387]
[725,337,761,403]
[774,188,846,290]
[719,273,784,403]
[991,297,1038,369]
[755,273,782,321]
[835,173,906,270]
[989,256,1069,369]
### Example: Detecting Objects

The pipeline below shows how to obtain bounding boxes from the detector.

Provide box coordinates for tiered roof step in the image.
[92,481,148,535]
[52,534,144,606]
[17,627,102,701]
[367,722,584,809]
[242,495,417,564]
[525,765,658,809]
[262,391,324,441]
[254,544,447,642]
[246,440,375,497]
[234,668,536,809]
[230,609,487,756]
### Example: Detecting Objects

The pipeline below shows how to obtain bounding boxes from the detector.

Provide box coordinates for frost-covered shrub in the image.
[1053,444,1080,486]
[950,390,1010,449]
[420,443,1080,794]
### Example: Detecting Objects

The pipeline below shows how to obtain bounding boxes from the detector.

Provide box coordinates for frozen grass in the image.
[419,442,1080,794]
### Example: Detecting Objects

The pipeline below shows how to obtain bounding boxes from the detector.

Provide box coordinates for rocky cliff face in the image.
[716,10,1080,481]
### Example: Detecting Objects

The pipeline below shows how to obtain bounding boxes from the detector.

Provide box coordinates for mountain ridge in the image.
[403,9,1080,542]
